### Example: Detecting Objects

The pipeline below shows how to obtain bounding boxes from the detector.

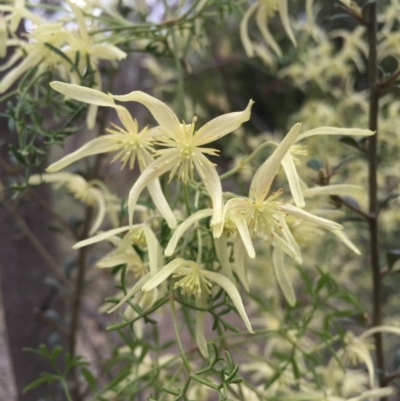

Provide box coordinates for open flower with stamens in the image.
[110,91,253,227]
[48,82,176,229]
[28,172,117,235]
[142,258,253,356]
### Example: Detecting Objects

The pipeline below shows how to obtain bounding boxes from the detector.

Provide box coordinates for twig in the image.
[365,2,387,391]
[3,200,72,289]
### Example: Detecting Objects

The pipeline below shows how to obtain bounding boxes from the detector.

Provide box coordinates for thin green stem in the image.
[170,292,192,374]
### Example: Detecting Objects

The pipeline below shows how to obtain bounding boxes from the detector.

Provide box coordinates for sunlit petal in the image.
[196,292,209,358]
[89,188,106,235]
[73,226,133,248]
[165,209,213,256]
[214,235,235,282]
[204,271,253,333]
[331,230,361,255]
[279,0,297,47]
[233,235,250,292]
[256,6,282,57]
[240,3,258,57]
[281,153,305,208]
[142,258,185,292]
[303,184,364,198]
[194,100,254,146]
[298,127,374,141]
[251,123,301,202]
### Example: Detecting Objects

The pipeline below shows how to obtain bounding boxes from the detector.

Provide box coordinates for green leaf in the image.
[387,249,400,271]
[306,158,322,171]
[23,376,50,393]
[378,193,400,211]
[339,136,362,151]
[81,367,97,392]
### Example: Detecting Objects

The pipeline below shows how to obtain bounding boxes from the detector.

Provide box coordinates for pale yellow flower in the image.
[111,91,253,227]
[48,82,177,229]
[28,172,116,235]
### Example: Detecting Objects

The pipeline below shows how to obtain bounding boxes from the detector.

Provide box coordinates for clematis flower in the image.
[28,172,117,235]
[63,0,127,128]
[141,257,253,357]
[48,82,176,229]
[110,91,253,227]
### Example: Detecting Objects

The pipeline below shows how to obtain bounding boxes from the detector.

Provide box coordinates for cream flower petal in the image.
[146,180,177,229]
[127,152,176,225]
[73,226,132,249]
[278,204,343,231]
[331,230,361,255]
[360,325,400,340]
[306,0,315,37]
[91,44,127,60]
[108,273,152,313]
[142,152,176,229]
[89,188,106,235]
[193,154,223,226]
[0,52,41,93]
[229,211,255,259]
[298,127,374,141]
[0,50,23,72]
[240,3,258,57]
[303,184,363,198]
[194,100,254,146]
[50,81,115,107]
[143,223,159,275]
[204,271,253,333]
[0,16,6,58]
[233,235,250,292]
[278,216,302,263]
[86,68,102,129]
[111,91,181,134]
[66,0,89,41]
[97,252,141,268]
[165,209,213,257]
[46,138,116,172]
[272,232,300,260]
[214,235,235,283]
[256,5,282,57]
[142,258,185,292]
[279,0,297,47]
[349,387,393,401]
[281,153,305,208]
[272,247,296,306]
[251,123,301,202]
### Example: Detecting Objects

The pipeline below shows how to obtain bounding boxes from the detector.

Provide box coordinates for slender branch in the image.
[366,2,386,390]
[376,67,400,91]
[2,200,72,288]
[330,195,371,220]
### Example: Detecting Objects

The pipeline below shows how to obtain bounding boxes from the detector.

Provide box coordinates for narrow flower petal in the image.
[147,179,177,229]
[350,387,393,401]
[251,123,301,202]
[256,6,282,57]
[279,0,297,46]
[193,154,223,226]
[0,50,23,72]
[46,137,115,172]
[233,235,250,292]
[50,81,116,107]
[279,204,343,231]
[272,247,296,306]
[272,232,300,260]
[127,152,176,225]
[240,3,258,57]
[165,209,213,256]
[89,188,106,235]
[331,230,361,255]
[97,252,141,268]
[66,0,89,42]
[230,211,256,259]
[194,100,254,146]
[143,223,159,275]
[306,0,316,37]
[142,258,185,292]
[91,44,127,61]
[111,91,181,134]
[0,52,41,93]
[108,273,151,313]
[298,127,374,141]
[281,153,305,208]
[360,325,400,340]
[214,235,235,283]
[303,184,364,198]
[73,226,132,249]
[204,271,253,333]
[278,216,302,263]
